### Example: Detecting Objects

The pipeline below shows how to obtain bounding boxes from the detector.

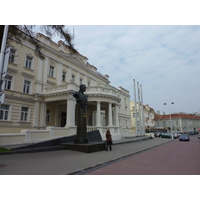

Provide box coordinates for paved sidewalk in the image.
[0,137,173,175]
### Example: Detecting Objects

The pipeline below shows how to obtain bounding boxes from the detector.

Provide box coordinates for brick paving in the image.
[84,136,200,175]
[0,137,172,175]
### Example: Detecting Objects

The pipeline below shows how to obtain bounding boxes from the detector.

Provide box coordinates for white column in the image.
[65,96,76,127]
[108,102,113,126]
[96,101,101,126]
[40,101,46,128]
[33,100,40,129]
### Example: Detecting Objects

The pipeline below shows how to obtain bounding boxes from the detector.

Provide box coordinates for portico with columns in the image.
[35,82,122,140]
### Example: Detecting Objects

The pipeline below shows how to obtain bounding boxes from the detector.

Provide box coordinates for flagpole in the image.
[137,82,142,136]
[133,79,138,136]
[140,84,145,135]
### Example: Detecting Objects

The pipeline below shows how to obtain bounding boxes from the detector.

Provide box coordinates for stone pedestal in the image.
[74,103,88,143]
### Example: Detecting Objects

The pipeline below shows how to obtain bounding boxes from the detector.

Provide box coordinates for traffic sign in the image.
[1,46,10,78]
[0,92,5,104]
[0,79,5,92]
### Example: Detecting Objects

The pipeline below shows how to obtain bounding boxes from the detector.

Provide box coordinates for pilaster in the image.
[57,62,62,85]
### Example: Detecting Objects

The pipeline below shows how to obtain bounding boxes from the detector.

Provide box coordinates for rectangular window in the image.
[62,71,66,82]
[5,75,12,90]
[80,78,83,85]
[163,122,166,127]
[49,66,54,77]
[20,107,29,121]
[46,110,50,123]
[9,49,16,63]
[25,56,32,69]
[72,75,75,83]
[0,104,10,120]
[88,82,90,87]
[23,80,31,93]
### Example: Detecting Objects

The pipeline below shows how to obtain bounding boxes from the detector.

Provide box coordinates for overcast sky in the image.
[49,25,200,115]
[7,0,199,115]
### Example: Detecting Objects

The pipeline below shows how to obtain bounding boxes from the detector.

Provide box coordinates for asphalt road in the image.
[83,135,200,175]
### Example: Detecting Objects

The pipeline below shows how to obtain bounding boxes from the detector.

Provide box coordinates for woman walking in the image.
[105,130,112,151]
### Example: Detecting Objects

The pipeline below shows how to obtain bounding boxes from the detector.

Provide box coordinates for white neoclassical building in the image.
[0,31,132,146]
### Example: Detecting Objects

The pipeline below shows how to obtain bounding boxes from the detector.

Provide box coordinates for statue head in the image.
[80,84,86,93]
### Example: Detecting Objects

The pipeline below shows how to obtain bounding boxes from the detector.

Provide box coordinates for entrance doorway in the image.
[60,112,66,127]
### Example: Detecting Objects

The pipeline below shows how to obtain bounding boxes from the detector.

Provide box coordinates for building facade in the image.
[154,113,200,133]
[130,101,156,133]
[0,32,132,146]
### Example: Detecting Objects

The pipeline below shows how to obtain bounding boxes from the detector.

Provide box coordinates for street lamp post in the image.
[164,102,174,139]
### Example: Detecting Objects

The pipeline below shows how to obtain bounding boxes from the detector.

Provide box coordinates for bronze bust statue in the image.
[73,84,88,110]
[73,84,88,143]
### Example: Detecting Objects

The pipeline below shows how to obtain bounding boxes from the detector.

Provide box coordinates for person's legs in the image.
[109,141,112,151]
[106,141,108,151]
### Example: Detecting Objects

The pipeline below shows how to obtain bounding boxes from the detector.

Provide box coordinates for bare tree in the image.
[0,25,77,59]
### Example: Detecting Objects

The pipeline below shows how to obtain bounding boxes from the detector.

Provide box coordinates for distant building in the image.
[0,31,132,146]
[154,113,200,133]
[130,101,156,132]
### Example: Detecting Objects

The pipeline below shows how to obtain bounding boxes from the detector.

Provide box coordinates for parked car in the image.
[198,134,200,139]
[171,133,179,139]
[189,132,195,135]
[160,133,171,138]
[179,134,190,141]
[156,132,161,137]
[177,133,181,137]
[154,132,161,137]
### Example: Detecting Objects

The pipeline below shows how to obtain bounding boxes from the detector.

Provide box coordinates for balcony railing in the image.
[44,84,120,99]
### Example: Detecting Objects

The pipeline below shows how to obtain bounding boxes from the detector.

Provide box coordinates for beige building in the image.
[0,32,132,146]
[130,101,156,132]
[155,113,200,133]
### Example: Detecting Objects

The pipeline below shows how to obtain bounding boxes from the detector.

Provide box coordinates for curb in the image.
[0,137,151,155]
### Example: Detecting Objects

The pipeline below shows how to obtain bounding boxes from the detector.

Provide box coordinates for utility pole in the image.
[0,25,9,106]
